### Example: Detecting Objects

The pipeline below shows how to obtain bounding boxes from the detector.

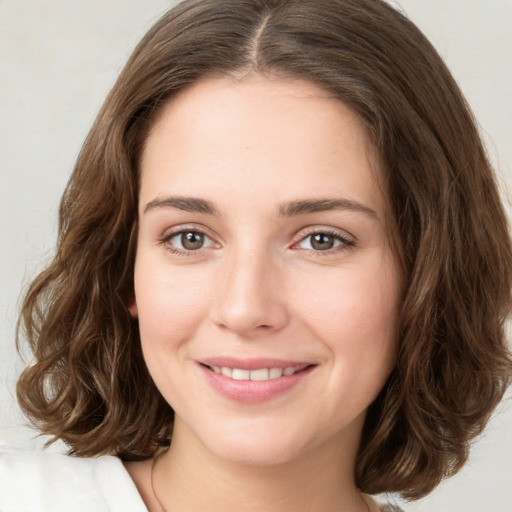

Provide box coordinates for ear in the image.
[128,296,138,318]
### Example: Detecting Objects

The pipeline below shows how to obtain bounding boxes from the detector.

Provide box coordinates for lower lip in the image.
[199,364,315,404]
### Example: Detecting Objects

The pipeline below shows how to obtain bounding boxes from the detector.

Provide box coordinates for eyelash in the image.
[158,226,217,257]
[158,227,355,256]
[292,228,355,256]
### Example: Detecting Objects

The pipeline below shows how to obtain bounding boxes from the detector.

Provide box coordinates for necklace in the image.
[151,455,371,512]
[151,454,169,512]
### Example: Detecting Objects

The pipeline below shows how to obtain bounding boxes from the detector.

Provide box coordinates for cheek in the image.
[133,259,213,354]
[301,263,401,424]
[295,259,401,368]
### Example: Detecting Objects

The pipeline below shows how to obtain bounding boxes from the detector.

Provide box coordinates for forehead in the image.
[139,75,385,216]
[144,75,372,159]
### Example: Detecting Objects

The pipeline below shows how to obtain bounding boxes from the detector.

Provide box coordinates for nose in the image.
[212,247,289,337]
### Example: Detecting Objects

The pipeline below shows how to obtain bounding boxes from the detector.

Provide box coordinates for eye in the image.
[163,229,216,253]
[296,230,353,252]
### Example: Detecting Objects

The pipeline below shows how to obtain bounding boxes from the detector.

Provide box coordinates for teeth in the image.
[221,367,233,378]
[211,366,301,381]
[250,368,269,381]
[269,368,283,379]
[232,368,250,380]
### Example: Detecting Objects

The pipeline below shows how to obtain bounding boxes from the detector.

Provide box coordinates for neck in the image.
[151,419,370,512]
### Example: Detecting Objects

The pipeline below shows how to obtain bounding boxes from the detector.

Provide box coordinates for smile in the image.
[199,359,316,403]
[207,365,307,381]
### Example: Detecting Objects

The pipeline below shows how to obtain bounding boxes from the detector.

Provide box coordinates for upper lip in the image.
[198,357,315,371]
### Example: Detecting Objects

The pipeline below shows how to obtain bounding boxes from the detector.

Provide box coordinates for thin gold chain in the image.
[151,455,372,512]
[150,454,168,512]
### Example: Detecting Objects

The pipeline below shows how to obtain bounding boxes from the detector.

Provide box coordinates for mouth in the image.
[204,364,311,381]
[198,358,316,403]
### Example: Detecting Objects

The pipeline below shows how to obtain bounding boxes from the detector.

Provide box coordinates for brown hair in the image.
[16,0,512,500]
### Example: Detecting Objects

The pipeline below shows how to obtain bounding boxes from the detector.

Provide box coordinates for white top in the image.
[0,444,404,512]
[0,444,148,512]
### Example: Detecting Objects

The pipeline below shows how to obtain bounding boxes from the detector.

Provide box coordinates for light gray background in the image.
[1,1,511,511]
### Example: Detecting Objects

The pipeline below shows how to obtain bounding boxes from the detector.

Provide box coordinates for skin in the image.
[127,75,403,512]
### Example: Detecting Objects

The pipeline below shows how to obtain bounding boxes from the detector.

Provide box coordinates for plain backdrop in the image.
[1,1,511,511]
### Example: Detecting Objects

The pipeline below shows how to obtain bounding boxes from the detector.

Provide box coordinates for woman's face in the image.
[132,75,403,466]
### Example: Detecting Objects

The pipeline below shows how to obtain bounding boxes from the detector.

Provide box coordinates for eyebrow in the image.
[143,195,377,219]
[278,198,378,219]
[144,196,220,216]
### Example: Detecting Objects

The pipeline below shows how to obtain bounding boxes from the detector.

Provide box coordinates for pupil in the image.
[311,233,334,250]
[181,232,204,250]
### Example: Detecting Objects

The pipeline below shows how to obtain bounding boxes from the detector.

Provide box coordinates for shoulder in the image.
[363,493,405,512]
[364,494,405,512]
[0,444,147,512]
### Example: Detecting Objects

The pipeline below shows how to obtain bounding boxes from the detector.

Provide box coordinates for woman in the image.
[3,0,511,511]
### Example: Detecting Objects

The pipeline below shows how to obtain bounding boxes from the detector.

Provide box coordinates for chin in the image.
[193,416,339,468]
[211,437,308,467]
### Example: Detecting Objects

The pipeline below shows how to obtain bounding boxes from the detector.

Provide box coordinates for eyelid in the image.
[291,226,356,253]
[159,224,221,253]
[157,224,355,256]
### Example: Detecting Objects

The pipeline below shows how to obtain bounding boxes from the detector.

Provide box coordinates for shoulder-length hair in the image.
[17,0,512,500]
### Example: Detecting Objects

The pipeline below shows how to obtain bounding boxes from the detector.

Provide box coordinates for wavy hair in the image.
[17,0,512,500]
